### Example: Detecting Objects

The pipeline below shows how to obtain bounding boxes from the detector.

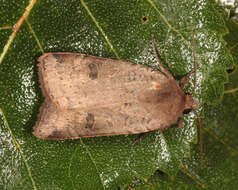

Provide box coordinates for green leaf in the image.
[0,0,233,189]
[130,6,238,190]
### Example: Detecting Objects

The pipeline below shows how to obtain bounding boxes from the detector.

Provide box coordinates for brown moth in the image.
[33,37,199,140]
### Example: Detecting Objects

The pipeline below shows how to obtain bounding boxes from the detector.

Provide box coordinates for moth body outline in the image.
[33,38,199,140]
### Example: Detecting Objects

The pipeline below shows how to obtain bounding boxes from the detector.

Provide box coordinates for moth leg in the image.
[131,132,150,146]
[176,117,184,128]
[151,35,173,79]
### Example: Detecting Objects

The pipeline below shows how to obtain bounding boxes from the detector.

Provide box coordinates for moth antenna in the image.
[191,27,203,166]
[151,35,173,78]
[191,27,197,94]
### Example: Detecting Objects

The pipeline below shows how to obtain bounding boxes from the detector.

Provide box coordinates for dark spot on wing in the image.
[53,54,64,64]
[88,63,98,79]
[124,103,132,108]
[47,130,64,139]
[85,113,95,129]
[42,60,47,71]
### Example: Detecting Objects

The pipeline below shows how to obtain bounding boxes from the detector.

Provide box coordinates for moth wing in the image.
[33,99,170,140]
[38,53,168,110]
[35,53,185,139]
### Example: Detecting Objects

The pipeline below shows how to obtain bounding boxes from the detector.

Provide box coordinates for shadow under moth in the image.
[33,37,199,141]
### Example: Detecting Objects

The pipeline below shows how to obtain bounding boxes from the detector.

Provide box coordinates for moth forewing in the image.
[33,50,196,140]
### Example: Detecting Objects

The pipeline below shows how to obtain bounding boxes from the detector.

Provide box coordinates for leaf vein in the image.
[0,0,37,65]
[230,42,238,51]
[80,0,119,59]
[67,146,78,190]
[0,26,13,30]
[147,0,189,46]
[181,167,206,188]
[204,127,238,154]
[26,19,44,53]
[80,139,106,190]
[224,87,238,94]
[0,108,37,190]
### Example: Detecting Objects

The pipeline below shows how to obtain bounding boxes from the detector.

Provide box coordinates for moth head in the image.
[184,94,199,110]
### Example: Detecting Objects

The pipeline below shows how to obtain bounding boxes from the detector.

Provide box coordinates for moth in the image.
[33,37,199,140]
